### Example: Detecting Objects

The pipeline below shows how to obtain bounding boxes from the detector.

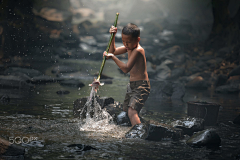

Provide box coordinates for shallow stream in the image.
[0,59,240,160]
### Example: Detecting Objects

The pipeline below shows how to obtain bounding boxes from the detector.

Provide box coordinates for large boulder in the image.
[186,129,221,147]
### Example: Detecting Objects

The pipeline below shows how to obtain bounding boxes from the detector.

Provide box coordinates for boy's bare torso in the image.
[127,45,149,82]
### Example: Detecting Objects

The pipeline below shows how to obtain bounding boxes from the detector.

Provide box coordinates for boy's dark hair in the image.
[122,23,140,38]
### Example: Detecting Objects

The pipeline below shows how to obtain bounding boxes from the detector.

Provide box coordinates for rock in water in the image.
[186,129,221,147]
[171,117,204,135]
[116,111,131,126]
[125,123,149,139]
[146,123,183,141]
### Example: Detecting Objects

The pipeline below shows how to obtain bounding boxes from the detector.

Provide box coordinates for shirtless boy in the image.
[103,23,150,127]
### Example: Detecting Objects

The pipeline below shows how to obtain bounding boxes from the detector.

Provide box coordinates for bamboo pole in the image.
[97,13,119,81]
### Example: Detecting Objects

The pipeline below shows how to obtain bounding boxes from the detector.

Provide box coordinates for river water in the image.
[0,58,240,160]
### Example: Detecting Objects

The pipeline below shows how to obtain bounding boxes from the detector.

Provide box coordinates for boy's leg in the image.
[128,107,141,126]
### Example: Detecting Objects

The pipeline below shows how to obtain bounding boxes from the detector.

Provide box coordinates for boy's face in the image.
[122,34,140,51]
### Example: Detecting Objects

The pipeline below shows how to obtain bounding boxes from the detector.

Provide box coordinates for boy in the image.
[103,23,150,127]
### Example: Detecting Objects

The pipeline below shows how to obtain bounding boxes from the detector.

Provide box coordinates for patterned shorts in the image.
[123,80,151,113]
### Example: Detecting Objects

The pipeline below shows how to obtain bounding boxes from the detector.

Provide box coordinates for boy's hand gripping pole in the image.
[89,13,119,91]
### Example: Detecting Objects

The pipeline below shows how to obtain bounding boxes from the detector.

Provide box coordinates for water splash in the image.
[79,87,114,132]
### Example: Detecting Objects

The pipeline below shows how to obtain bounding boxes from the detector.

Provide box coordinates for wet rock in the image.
[171,117,204,135]
[186,129,221,147]
[185,76,208,89]
[146,123,183,141]
[228,65,240,78]
[4,67,43,78]
[0,138,25,156]
[0,94,10,105]
[125,123,149,139]
[0,75,33,89]
[116,111,131,126]
[52,65,78,74]
[67,144,97,152]
[215,84,240,93]
[96,97,114,108]
[56,90,70,95]
[233,114,240,125]
[60,79,85,88]
[104,103,122,120]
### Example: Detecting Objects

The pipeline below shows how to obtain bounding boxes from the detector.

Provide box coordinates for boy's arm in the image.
[104,49,140,73]
[108,26,127,55]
